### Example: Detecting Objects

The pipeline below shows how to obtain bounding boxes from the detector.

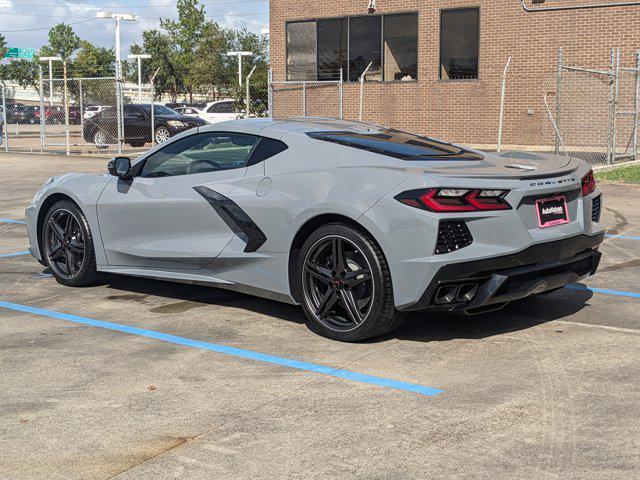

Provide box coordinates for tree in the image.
[1,60,40,88]
[42,24,81,61]
[160,0,207,102]
[0,34,7,60]
[71,41,115,78]
[131,30,184,101]
[189,21,231,96]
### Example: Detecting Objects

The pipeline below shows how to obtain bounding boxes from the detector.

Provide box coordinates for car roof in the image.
[205,99,234,106]
[198,117,391,139]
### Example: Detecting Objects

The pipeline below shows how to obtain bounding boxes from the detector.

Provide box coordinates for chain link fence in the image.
[540,47,640,165]
[3,52,640,166]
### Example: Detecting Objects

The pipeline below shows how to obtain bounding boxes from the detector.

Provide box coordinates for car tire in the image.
[298,223,405,342]
[93,130,109,149]
[42,200,103,287]
[155,126,171,144]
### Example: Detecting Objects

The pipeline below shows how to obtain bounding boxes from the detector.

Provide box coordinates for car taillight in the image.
[395,188,511,212]
[581,170,596,196]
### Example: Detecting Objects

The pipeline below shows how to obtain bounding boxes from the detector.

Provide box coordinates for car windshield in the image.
[306,128,484,161]
[141,105,178,116]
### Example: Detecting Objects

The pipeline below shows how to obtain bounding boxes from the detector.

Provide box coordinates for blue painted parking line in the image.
[0,218,26,225]
[0,250,30,258]
[605,233,640,241]
[567,284,640,299]
[0,300,443,397]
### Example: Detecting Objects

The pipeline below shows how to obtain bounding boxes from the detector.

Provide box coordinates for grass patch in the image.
[595,164,640,183]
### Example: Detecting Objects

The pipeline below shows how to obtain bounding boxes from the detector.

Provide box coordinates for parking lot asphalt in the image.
[1,153,639,479]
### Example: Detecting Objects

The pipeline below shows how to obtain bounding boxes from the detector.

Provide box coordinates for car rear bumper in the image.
[400,232,604,313]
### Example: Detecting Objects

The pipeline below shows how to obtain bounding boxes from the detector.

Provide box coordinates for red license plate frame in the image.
[535,195,569,228]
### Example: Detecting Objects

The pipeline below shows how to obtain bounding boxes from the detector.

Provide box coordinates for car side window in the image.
[124,106,144,118]
[139,132,260,178]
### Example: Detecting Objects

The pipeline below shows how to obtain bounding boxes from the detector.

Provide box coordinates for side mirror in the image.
[107,156,132,180]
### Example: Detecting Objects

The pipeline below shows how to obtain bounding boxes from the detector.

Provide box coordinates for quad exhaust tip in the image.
[434,283,479,305]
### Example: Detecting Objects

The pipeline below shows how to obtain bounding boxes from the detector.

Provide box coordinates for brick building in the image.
[269,0,640,151]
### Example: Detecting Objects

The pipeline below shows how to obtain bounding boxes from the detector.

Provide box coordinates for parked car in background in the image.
[1,103,25,122]
[83,103,206,148]
[174,106,208,122]
[84,105,108,120]
[165,102,206,110]
[44,106,81,125]
[199,100,241,124]
[9,106,39,124]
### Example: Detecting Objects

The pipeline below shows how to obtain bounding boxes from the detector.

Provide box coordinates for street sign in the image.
[3,48,37,60]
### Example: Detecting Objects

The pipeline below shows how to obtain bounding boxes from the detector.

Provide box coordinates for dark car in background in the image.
[83,104,206,148]
[9,106,40,124]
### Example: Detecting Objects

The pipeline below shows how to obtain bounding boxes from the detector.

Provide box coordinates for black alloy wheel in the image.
[303,235,374,331]
[44,208,86,279]
[42,200,102,286]
[299,224,404,341]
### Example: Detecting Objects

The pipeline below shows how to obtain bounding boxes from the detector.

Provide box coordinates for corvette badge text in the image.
[529,177,576,187]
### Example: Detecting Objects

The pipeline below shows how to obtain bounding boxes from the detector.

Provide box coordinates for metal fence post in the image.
[150,68,160,147]
[268,68,273,118]
[497,56,512,152]
[79,78,84,143]
[607,47,615,164]
[2,87,8,152]
[302,82,307,116]
[634,51,640,160]
[116,78,123,154]
[359,62,373,122]
[63,61,70,155]
[245,65,257,119]
[39,66,45,153]
[610,47,621,165]
[555,47,564,154]
[339,68,343,119]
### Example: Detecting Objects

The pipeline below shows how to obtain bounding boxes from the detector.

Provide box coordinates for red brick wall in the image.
[270,0,640,148]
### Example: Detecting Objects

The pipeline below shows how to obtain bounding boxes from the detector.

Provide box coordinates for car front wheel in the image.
[298,223,404,342]
[155,126,171,144]
[93,130,109,149]
[42,200,102,287]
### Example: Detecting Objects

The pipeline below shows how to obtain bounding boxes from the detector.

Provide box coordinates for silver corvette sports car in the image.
[25,118,604,341]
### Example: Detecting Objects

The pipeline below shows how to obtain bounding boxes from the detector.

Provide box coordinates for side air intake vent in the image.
[591,195,601,222]
[435,221,473,255]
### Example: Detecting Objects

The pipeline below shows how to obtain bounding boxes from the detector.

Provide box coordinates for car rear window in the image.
[306,128,483,161]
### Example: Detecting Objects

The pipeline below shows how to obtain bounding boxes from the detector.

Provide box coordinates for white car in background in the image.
[174,100,243,124]
[200,100,242,124]
[83,105,108,120]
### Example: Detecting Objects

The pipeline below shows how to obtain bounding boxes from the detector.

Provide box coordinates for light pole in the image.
[226,51,252,86]
[39,56,62,106]
[128,53,151,102]
[97,12,139,81]
[97,11,139,154]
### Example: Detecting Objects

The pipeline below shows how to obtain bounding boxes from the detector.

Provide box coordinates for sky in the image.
[0,0,269,55]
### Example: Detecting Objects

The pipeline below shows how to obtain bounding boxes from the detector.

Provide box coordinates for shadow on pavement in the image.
[100,274,594,342]
[386,285,594,342]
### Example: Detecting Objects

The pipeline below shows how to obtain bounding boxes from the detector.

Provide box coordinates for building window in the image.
[287,21,317,81]
[440,8,480,80]
[285,13,418,82]
[383,13,418,81]
[317,18,348,81]
[348,16,382,82]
